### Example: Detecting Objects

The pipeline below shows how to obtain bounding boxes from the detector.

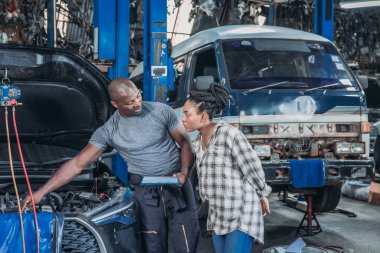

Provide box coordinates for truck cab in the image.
[131,25,374,212]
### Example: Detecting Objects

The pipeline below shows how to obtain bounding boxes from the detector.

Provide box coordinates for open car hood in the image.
[0,44,111,162]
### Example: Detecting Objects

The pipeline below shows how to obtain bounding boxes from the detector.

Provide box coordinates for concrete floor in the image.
[198,194,380,253]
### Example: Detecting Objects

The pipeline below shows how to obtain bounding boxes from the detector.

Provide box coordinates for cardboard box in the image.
[368,182,380,205]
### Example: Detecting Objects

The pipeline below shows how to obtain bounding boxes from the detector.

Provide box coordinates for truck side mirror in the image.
[195,76,214,91]
[357,75,368,90]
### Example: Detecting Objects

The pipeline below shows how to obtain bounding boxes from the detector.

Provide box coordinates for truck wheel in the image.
[312,183,342,213]
[189,168,209,219]
[374,136,380,175]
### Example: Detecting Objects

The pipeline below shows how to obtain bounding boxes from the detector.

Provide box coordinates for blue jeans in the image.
[212,230,254,253]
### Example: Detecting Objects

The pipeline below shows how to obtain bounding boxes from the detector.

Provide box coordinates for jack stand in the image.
[296,194,322,236]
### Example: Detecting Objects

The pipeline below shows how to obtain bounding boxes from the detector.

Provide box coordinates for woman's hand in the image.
[260,197,270,216]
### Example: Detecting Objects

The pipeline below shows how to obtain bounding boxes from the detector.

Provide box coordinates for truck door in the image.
[188,46,220,91]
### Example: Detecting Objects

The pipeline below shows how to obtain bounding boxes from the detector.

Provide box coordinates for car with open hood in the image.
[0,44,140,253]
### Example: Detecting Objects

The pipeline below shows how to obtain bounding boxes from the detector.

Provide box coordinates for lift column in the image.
[143,0,172,102]
[93,0,130,185]
[314,0,334,41]
[93,0,130,78]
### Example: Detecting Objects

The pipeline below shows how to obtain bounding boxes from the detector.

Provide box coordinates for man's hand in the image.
[22,191,44,211]
[173,172,188,186]
[260,196,270,217]
[170,123,194,187]
[21,144,102,211]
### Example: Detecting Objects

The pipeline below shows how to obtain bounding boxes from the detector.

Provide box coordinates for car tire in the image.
[312,183,342,213]
[189,168,209,220]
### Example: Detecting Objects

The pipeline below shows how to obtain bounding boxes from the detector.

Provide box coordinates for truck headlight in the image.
[350,143,365,154]
[335,142,365,155]
[335,142,351,154]
[254,145,271,157]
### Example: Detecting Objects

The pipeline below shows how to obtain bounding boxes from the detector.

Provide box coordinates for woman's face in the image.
[182,100,204,132]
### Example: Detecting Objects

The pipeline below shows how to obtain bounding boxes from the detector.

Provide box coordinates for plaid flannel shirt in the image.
[194,121,272,244]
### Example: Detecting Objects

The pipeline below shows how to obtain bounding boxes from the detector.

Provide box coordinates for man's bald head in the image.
[108,78,139,102]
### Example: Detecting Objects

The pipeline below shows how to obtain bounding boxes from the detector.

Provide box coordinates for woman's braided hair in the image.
[188,83,228,120]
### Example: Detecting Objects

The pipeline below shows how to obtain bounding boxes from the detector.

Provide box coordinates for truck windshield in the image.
[222,39,359,91]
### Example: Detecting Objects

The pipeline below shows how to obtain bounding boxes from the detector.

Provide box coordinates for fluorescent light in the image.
[340,0,380,9]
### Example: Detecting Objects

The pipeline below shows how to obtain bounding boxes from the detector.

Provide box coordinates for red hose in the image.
[12,106,40,253]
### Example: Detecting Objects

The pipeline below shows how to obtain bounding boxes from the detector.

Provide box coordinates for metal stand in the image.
[296,194,322,236]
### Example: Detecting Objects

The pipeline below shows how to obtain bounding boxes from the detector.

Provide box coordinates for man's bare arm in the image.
[23,144,103,209]
[170,122,194,186]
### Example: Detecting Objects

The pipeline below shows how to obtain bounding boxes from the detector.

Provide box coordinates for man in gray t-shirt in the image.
[89,101,181,176]
[24,78,200,253]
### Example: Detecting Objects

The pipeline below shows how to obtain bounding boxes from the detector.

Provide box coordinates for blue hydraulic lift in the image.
[47,1,335,51]
[93,0,172,96]
[142,0,174,102]
[92,0,173,184]
[47,0,333,184]
[93,0,130,78]
[314,0,334,41]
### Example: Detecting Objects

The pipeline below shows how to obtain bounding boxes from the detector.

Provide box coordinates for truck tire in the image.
[374,137,380,175]
[189,168,209,219]
[374,136,380,183]
[312,183,342,213]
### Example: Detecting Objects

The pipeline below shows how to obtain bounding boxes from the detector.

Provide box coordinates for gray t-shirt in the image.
[89,101,181,176]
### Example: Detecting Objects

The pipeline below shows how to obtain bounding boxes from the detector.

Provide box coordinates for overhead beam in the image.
[340,0,380,9]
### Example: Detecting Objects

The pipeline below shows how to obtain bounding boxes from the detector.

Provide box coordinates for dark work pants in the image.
[133,180,201,253]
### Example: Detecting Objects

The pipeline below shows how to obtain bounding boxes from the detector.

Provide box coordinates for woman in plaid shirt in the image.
[182,83,271,253]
